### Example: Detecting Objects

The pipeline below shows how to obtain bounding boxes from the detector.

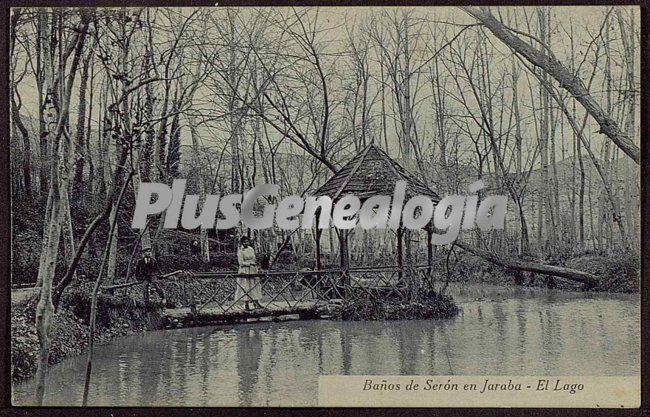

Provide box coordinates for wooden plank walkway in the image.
[163,300,323,325]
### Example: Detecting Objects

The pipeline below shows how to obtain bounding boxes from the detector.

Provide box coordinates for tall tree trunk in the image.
[10,90,32,200]
[617,9,638,248]
[85,55,95,203]
[35,13,48,196]
[569,26,585,249]
[61,182,76,281]
[9,9,31,197]
[510,59,530,254]
[34,10,90,405]
[73,49,92,195]
[82,170,132,406]
[104,201,119,286]
[537,8,554,253]
[189,115,210,262]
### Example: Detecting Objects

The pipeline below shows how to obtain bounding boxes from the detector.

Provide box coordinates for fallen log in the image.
[455,242,599,287]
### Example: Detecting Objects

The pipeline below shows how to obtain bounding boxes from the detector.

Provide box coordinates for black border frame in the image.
[0,1,647,415]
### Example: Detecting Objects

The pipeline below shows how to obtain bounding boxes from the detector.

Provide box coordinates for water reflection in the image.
[13,284,639,407]
[237,329,262,406]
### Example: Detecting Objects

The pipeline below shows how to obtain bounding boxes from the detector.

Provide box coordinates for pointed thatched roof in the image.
[314,144,440,203]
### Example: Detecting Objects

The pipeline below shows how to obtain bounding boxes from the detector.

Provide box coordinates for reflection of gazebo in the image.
[312,144,441,274]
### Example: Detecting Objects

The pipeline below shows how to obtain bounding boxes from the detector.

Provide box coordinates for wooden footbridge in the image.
[103,266,434,325]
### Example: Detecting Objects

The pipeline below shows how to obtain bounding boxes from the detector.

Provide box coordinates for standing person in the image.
[135,247,166,306]
[236,236,263,310]
[190,239,200,256]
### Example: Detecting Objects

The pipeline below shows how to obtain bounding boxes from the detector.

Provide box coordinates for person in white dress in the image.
[236,236,263,310]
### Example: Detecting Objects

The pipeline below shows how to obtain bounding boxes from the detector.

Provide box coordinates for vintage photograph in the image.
[8,5,640,407]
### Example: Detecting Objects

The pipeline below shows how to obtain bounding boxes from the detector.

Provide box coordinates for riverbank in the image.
[11,287,164,381]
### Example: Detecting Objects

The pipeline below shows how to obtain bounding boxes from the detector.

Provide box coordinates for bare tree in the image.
[462,6,640,164]
[33,9,91,405]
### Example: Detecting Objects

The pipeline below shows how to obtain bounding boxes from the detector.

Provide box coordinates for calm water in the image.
[13,284,640,407]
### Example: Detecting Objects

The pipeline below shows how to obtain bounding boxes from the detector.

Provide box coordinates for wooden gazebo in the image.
[312,144,441,273]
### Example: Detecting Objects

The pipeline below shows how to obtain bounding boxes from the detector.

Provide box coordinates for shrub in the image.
[210,252,238,270]
[564,251,639,293]
[11,304,91,380]
[11,307,39,380]
[336,291,459,321]
[273,250,298,266]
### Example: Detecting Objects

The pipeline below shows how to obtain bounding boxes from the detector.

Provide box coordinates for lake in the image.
[13,283,639,406]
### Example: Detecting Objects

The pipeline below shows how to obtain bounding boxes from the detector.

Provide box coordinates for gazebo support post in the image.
[314,211,322,270]
[339,230,349,271]
[396,227,403,282]
[427,226,433,275]
[338,230,350,293]
[315,228,323,270]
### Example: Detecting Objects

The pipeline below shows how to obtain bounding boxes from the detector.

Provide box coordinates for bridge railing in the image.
[166,266,434,314]
[168,270,342,314]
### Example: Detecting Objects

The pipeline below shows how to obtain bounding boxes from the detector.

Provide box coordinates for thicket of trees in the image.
[10,6,639,404]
